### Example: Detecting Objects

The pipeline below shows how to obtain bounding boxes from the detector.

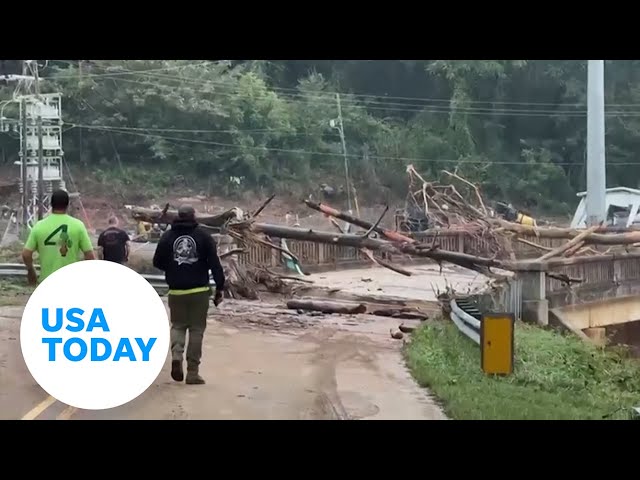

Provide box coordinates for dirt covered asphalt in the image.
[0,266,484,420]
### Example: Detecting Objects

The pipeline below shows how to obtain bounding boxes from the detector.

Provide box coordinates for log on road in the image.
[287,299,367,315]
[370,308,429,321]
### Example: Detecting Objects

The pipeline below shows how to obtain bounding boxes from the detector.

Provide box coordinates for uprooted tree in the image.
[130,167,640,299]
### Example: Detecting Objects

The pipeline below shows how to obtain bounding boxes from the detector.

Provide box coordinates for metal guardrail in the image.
[450,298,481,345]
[0,262,220,290]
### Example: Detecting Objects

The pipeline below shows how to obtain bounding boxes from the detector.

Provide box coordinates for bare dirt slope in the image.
[0,166,401,234]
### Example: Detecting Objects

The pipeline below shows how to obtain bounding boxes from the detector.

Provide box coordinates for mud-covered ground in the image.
[0,264,490,420]
[0,297,447,420]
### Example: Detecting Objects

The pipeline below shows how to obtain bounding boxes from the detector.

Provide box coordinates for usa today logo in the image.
[20,261,170,410]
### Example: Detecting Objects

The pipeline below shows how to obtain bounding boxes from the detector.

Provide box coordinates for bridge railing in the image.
[546,256,640,293]
[233,231,576,271]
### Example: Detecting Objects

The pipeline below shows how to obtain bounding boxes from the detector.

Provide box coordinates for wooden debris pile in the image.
[400,165,506,257]
[405,165,490,228]
[130,196,314,301]
[130,168,640,302]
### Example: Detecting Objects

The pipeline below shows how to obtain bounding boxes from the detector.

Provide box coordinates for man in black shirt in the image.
[152,205,225,385]
[98,217,130,264]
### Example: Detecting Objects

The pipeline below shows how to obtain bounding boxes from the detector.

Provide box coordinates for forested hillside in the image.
[2,60,640,214]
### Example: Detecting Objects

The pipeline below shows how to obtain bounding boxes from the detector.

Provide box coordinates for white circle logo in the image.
[20,260,170,410]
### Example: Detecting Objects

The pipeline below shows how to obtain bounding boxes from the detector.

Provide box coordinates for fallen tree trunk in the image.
[516,237,553,252]
[304,200,415,243]
[286,299,367,315]
[370,308,429,321]
[563,241,586,257]
[330,218,412,276]
[536,225,600,261]
[131,206,242,228]
[492,219,640,244]
[362,249,412,277]
[249,222,510,276]
[544,251,640,268]
[252,222,394,250]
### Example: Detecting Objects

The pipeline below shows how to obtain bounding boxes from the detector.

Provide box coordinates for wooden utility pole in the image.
[335,93,353,214]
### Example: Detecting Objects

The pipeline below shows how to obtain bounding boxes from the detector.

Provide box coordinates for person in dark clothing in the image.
[152,205,226,385]
[97,216,130,264]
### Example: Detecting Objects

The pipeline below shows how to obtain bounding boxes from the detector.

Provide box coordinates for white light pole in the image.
[586,60,607,226]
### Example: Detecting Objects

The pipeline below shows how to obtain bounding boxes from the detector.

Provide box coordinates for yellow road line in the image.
[56,405,77,420]
[21,395,56,420]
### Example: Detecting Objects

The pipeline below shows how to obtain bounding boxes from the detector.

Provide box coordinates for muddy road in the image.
[0,264,486,420]
[0,298,447,420]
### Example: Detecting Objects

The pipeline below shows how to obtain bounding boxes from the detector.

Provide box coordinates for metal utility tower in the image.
[586,60,607,226]
[4,61,66,232]
[16,93,66,228]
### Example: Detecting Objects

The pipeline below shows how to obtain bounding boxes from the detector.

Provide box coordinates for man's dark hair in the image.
[177,205,196,221]
[50,189,70,211]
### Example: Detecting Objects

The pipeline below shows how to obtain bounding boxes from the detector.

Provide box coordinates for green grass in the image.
[404,319,640,420]
[0,242,22,262]
[0,279,32,306]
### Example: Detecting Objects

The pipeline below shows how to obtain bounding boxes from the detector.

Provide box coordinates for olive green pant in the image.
[168,290,210,373]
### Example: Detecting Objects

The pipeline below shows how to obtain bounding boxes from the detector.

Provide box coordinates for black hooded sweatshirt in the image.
[152,218,225,292]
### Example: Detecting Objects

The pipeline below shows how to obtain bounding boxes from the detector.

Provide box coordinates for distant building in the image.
[571,187,640,228]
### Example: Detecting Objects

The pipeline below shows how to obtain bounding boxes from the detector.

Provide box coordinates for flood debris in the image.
[286,299,367,315]
[398,323,417,334]
[370,307,429,321]
[390,330,404,340]
[130,168,640,309]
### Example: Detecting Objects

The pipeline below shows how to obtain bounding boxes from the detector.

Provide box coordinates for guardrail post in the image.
[519,269,549,326]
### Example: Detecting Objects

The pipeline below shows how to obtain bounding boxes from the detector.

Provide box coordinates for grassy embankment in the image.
[404,319,640,420]
[0,279,32,306]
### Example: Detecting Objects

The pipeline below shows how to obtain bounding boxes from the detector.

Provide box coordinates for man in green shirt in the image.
[22,189,96,285]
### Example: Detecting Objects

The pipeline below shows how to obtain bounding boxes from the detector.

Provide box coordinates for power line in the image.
[48,61,592,110]
[113,65,640,110]
[47,60,640,114]
[65,62,587,108]
[95,75,640,118]
[51,60,212,79]
[95,70,582,114]
[136,72,590,114]
[71,123,640,167]
[69,124,322,135]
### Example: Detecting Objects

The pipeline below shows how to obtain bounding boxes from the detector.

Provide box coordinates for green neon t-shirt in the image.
[24,213,94,283]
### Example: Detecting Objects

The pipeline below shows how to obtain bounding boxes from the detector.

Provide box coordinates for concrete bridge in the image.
[550,295,640,344]
[93,229,640,346]
[481,253,640,345]
[236,232,640,347]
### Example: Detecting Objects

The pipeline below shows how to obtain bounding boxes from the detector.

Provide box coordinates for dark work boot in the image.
[185,370,205,385]
[171,360,184,382]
